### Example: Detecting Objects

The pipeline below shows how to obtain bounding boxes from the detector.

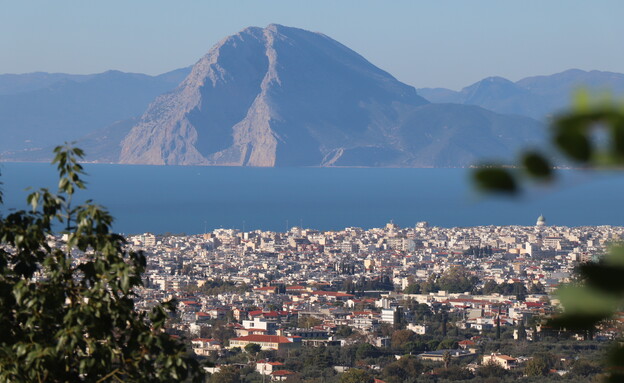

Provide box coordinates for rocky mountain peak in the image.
[117,25,542,167]
[119,24,430,166]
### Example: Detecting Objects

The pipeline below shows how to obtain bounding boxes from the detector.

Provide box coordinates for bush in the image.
[0,145,203,382]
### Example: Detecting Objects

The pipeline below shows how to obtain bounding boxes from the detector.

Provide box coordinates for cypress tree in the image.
[517,320,527,341]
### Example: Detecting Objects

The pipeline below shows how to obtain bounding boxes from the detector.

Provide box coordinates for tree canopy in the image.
[438,266,479,293]
[0,145,202,382]
[473,94,624,381]
[339,368,374,383]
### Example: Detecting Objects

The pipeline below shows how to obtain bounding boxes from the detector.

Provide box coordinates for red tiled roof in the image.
[272,370,295,376]
[312,291,354,297]
[458,340,475,345]
[231,335,293,344]
[257,360,284,365]
[254,286,277,291]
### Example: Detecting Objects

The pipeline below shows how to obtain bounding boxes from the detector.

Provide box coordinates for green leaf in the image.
[521,152,552,180]
[27,191,40,211]
[579,263,624,295]
[573,88,591,112]
[548,313,606,332]
[555,127,591,162]
[473,167,517,194]
[605,245,624,267]
[557,285,618,316]
[611,118,624,163]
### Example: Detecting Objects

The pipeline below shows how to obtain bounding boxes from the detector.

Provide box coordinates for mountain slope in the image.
[0,68,191,155]
[418,69,624,120]
[120,24,543,167]
[0,72,94,96]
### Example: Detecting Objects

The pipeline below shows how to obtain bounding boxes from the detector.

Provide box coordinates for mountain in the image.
[0,72,94,95]
[0,67,191,155]
[418,69,624,120]
[4,118,138,163]
[517,69,624,106]
[119,24,544,167]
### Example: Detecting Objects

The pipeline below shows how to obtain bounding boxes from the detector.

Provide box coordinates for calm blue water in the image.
[1,163,624,234]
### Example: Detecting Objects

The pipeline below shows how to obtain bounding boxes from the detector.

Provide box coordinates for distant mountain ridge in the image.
[1,25,622,167]
[118,24,543,167]
[418,69,624,120]
[0,67,191,155]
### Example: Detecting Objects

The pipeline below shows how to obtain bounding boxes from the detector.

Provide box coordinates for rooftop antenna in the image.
[243,220,246,232]
[286,219,289,233]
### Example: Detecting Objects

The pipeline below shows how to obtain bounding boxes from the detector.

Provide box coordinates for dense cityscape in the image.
[54,216,623,382]
[3,2,624,382]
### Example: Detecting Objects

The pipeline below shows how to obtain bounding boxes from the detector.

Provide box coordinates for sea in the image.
[2,162,624,235]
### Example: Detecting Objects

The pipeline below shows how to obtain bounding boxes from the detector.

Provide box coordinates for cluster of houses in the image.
[56,219,623,379]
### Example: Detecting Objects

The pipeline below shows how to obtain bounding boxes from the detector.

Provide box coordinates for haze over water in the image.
[2,163,624,234]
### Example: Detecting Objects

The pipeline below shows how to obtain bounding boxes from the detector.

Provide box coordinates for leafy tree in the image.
[436,338,458,350]
[0,145,203,382]
[337,325,354,338]
[436,366,474,381]
[512,282,527,301]
[209,365,241,383]
[517,321,527,341]
[474,93,624,193]
[313,347,333,369]
[420,274,439,294]
[391,329,416,350]
[208,320,237,344]
[355,343,378,360]
[403,283,421,294]
[525,356,549,376]
[476,360,507,379]
[473,95,624,381]
[570,359,602,378]
[438,266,478,293]
[528,281,546,295]
[339,368,374,383]
[382,356,423,383]
[427,340,440,351]
[412,303,432,321]
[244,343,262,363]
[481,280,499,295]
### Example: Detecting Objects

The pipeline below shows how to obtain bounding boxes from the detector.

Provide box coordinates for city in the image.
[55,216,622,381]
[3,2,624,381]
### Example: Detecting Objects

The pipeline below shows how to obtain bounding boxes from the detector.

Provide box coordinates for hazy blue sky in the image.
[1,1,622,89]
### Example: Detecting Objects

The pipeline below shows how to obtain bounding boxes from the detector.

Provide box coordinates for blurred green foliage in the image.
[474,91,624,193]
[0,144,203,382]
[473,93,624,382]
